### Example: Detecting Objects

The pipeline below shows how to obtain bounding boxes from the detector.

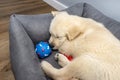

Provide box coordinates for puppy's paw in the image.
[55,53,70,67]
[41,61,52,72]
[54,53,60,61]
[41,61,49,68]
[41,61,57,77]
[55,53,66,61]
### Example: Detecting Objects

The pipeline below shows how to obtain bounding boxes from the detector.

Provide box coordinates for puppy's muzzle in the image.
[49,44,58,51]
[49,44,54,48]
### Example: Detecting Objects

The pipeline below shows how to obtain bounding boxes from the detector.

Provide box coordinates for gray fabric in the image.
[9,3,120,80]
[14,14,53,44]
[10,15,47,80]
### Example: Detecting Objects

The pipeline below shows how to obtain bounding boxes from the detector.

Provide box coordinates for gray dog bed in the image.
[9,3,120,80]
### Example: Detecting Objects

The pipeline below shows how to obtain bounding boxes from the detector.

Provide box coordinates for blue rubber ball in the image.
[35,41,52,58]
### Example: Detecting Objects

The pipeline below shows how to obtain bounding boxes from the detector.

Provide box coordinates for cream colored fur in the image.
[41,11,120,80]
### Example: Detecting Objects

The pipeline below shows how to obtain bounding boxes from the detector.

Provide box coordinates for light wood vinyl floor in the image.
[0,0,55,80]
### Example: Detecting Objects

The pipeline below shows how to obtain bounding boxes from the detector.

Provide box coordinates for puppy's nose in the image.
[49,44,54,48]
[49,44,58,51]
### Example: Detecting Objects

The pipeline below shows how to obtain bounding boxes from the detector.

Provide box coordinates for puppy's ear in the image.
[51,11,68,16]
[66,26,82,41]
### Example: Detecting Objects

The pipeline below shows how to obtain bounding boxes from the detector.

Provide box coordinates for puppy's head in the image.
[49,11,82,54]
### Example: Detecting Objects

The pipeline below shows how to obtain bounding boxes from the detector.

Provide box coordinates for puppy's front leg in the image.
[41,61,74,80]
[41,59,82,80]
[41,55,98,80]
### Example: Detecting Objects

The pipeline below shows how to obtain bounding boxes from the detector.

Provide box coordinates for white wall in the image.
[43,0,120,22]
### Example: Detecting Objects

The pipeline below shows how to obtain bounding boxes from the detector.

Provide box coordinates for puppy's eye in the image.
[56,36,60,38]
[56,36,62,39]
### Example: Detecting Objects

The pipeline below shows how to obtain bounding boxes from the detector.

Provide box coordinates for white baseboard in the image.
[43,0,68,10]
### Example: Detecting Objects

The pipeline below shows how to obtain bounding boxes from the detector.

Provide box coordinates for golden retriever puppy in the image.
[41,11,120,80]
